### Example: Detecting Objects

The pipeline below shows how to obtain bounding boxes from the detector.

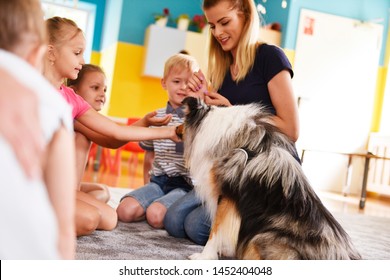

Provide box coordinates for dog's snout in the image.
[175,124,184,139]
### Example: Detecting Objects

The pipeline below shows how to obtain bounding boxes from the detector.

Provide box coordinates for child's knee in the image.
[146,202,166,229]
[76,210,100,236]
[100,207,118,231]
[116,197,143,223]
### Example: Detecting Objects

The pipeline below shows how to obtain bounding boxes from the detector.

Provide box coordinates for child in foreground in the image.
[0,0,75,259]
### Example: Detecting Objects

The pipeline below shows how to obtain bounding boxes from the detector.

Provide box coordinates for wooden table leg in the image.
[359,155,371,209]
[300,149,306,164]
[343,154,353,196]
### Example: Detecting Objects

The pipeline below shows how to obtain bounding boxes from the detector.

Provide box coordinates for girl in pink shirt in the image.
[58,85,91,119]
[43,17,179,236]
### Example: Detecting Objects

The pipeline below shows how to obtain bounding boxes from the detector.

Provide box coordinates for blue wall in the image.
[84,0,389,64]
[118,0,203,45]
[256,0,290,45]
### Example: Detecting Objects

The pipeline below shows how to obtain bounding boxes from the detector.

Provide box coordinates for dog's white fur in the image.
[185,103,268,219]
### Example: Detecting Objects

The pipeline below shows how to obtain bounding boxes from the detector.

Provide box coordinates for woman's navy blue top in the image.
[219,44,294,115]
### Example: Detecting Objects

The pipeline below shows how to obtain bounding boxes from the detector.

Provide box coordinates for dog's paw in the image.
[188,252,218,260]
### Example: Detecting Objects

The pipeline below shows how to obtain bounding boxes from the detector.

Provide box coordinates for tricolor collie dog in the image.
[177,97,361,260]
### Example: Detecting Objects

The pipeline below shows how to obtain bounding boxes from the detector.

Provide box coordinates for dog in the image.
[176,96,361,260]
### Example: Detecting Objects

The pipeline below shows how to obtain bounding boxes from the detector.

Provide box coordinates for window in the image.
[41,0,96,63]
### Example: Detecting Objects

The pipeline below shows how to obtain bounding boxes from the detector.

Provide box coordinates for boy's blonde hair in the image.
[163,53,199,79]
[203,0,260,90]
[46,16,83,47]
[0,0,46,53]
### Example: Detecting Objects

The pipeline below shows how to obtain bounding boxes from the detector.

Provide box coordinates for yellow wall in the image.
[283,48,296,67]
[371,66,387,132]
[100,42,168,118]
[90,51,101,65]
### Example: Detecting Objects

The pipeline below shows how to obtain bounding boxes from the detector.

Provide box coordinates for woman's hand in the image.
[204,91,231,107]
[187,70,206,92]
[187,69,231,107]
[187,70,208,100]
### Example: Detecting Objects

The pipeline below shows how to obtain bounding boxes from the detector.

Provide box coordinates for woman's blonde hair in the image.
[163,53,199,79]
[0,0,46,52]
[46,16,83,46]
[203,0,260,90]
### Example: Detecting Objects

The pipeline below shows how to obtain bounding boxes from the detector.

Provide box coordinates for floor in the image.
[82,152,390,219]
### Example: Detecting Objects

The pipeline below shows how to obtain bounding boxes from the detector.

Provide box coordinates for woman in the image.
[164,0,300,245]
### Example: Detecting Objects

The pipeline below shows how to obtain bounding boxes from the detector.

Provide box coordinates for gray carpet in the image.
[76,188,390,260]
[76,221,203,260]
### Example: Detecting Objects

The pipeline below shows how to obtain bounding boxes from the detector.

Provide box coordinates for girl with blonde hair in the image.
[44,16,180,236]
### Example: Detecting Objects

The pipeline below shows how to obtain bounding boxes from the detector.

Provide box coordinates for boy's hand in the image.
[143,111,172,126]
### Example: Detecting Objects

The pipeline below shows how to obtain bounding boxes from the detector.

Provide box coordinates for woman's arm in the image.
[267,70,300,142]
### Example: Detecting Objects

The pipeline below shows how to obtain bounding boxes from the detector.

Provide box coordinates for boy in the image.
[116,53,199,229]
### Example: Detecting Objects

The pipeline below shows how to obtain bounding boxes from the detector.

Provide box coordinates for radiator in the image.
[367,133,390,196]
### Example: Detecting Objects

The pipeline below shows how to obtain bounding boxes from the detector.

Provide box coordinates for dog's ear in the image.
[182,96,201,116]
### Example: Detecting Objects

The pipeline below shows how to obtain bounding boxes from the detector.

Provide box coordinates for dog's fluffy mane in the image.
[182,97,304,216]
[181,97,361,260]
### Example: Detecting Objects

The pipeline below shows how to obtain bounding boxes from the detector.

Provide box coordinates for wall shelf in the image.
[142,25,209,78]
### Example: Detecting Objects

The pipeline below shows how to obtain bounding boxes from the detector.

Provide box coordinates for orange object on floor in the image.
[87,118,145,178]
[111,118,145,177]
[87,142,116,173]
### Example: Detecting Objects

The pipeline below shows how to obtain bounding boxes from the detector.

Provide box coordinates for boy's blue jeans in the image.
[164,190,211,245]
